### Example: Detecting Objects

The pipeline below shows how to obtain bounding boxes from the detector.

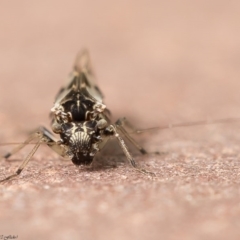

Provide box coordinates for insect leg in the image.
[108,125,155,176]
[38,126,67,158]
[0,127,67,183]
[2,127,66,160]
[115,118,148,154]
[2,132,39,160]
[0,140,41,183]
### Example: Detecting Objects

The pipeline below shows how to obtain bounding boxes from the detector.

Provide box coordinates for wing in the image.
[54,49,104,105]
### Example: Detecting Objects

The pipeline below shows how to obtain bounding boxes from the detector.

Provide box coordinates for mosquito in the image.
[1,50,240,183]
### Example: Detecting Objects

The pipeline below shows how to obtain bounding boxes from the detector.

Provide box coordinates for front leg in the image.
[107,125,155,176]
[0,126,67,183]
[115,117,148,155]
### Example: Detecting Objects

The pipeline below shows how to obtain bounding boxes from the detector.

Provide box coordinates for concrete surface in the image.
[1,1,240,240]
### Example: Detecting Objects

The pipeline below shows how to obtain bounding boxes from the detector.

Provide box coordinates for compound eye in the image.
[51,120,62,133]
[96,119,107,129]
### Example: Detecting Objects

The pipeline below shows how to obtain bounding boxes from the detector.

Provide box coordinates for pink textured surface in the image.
[1,1,240,240]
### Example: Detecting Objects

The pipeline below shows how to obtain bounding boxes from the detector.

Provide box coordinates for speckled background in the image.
[1,1,240,240]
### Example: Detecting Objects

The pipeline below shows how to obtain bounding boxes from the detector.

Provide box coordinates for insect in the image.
[0,50,158,183]
[1,50,240,183]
